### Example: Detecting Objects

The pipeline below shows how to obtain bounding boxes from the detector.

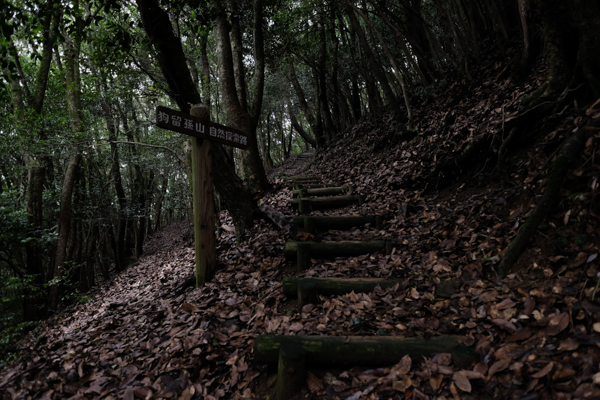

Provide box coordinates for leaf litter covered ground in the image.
[2,54,600,400]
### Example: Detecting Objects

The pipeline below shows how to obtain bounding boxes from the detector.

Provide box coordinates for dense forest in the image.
[1,0,600,398]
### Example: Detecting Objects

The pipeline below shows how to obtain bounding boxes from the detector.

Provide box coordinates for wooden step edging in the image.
[291,183,338,190]
[282,176,321,182]
[254,335,478,367]
[293,215,383,233]
[292,186,352,198]
[282,277,400,298]
[284,240,393,269]
[293,195,366,213]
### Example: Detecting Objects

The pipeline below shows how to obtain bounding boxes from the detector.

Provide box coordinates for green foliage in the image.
[0,190,28,248]
[0,320,37,368]
[0,274,41,365]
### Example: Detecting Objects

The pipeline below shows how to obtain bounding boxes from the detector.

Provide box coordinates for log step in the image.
[283,176,321,182]
[293,195,365,213]
[254,335,477,367]
[292,186,352,198]
[284,240,392,261]
[283,277,400,298]
[290,183,339,190]
[293,215,383,233]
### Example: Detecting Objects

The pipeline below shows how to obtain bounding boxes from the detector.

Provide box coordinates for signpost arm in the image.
[190,104,216,286]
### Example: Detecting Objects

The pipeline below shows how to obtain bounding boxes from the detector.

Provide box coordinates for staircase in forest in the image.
[256,159,476,399]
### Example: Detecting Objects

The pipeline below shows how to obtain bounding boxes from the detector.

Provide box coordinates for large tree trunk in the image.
[522,0,600,109]
[213,2,269,194]
[136,0,256,238]
[290,113,317,149]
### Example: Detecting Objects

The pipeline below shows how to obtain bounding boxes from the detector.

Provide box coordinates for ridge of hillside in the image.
[2,53,600,399]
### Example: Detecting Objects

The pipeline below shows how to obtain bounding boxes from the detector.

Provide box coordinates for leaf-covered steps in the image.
[293,215,383,233]
[284,240,393,269]
[292,186,353,197]
[283,277,401,308]
[293,195,366,213]
[282,277,400,298]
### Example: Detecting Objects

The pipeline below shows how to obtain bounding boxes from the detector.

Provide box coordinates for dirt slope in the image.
[2,54,600,400]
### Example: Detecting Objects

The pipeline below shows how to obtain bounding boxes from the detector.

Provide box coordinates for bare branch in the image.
[109,140,191,175]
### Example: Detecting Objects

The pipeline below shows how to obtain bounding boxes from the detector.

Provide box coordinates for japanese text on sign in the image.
[155,106,248,149]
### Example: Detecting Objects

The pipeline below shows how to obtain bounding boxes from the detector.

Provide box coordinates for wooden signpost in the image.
[156,106,249,150]
[156,105,247,286]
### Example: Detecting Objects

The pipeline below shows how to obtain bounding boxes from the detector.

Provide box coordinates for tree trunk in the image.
[317,15,336,141]
[346,4,399,113]
[213,2,269,194]
[50,25,84,310]
[290,113,317,149]
[154,174,168,232]
[522,0,600,108]
[349,2,413,130]
[288,62,325,148]
[136,0,256,238]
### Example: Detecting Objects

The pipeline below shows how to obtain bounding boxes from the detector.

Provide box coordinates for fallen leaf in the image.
[306,371,324,392]
[179,303,199,313]
[453,371,472,393]
[557,338,579,351]
[488,359,511,376]
[531,362,554,379]
[564,209,571,225]
[546,313,569,336]
[396,355,412,375]
[289,322,304,332]
[492,318,517,333]
[123,387,134,400]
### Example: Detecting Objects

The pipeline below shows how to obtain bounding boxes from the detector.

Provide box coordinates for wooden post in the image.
[190,104,216,286]
[303,217,316,234]
[296,242,311,271]
[297,279,318,308]
[298,198,309,214]
[275,344,306,400]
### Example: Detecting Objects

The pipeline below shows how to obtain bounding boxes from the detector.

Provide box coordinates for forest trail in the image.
[2,68,600,400]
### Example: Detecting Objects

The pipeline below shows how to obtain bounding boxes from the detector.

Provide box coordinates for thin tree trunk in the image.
[346,4,399,113]
[349,2,414,130]
[50,25,84,309]
[288,62,325,148]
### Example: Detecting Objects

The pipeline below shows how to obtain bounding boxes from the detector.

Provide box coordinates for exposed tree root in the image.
[497,126,589,277]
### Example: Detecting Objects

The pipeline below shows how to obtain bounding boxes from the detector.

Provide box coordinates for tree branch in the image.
[108,140,191,175]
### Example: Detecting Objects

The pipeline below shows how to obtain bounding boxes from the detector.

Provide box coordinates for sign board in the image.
[155,106,249,149]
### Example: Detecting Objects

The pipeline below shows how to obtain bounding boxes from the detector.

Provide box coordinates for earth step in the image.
[284,240,393,269]
[282,277,400,300]
[254,335,477,367]
[293,215,383,233]
[292,186,353,198]
[294,195,365,213]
